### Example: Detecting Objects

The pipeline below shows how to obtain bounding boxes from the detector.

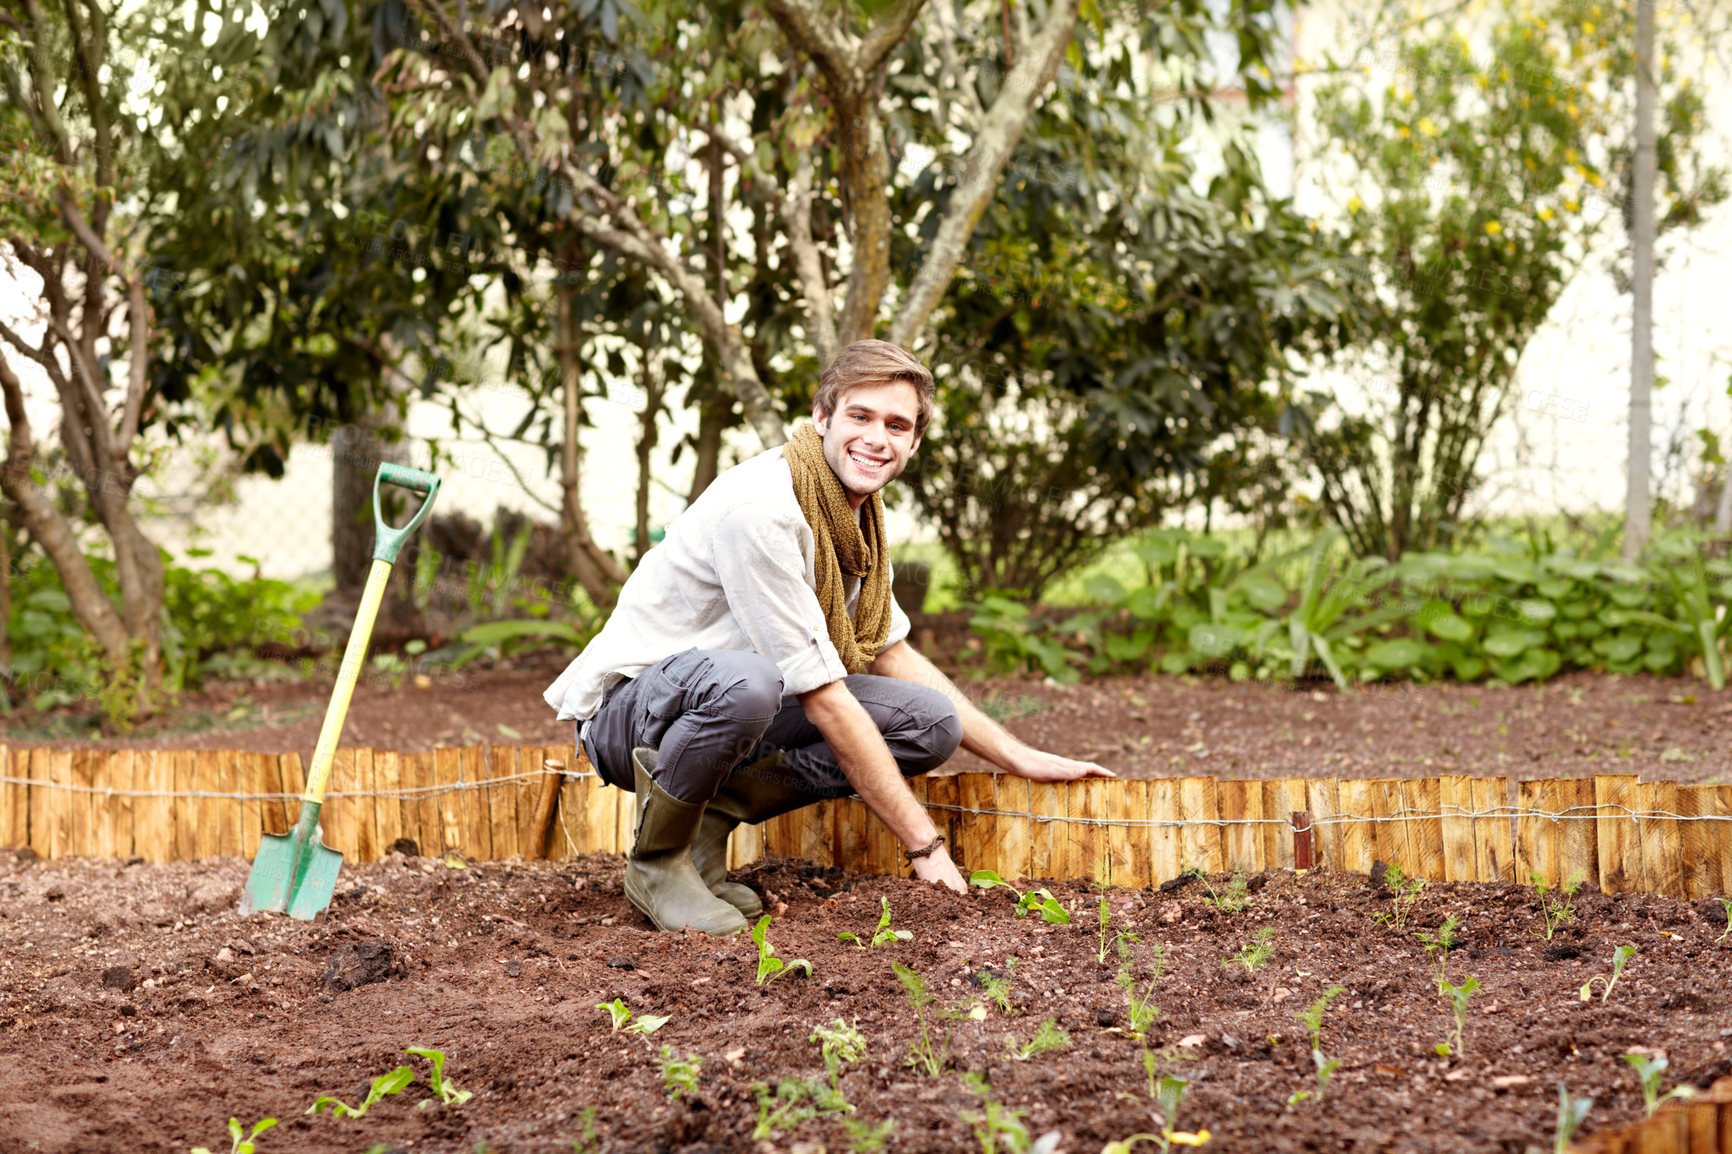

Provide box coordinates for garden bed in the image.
[2,848,1729,1153]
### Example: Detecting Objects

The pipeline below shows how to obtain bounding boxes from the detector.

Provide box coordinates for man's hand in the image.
[909,845,968,892]
[1001,748,1115,783]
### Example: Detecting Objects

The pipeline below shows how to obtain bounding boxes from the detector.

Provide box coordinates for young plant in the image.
[1226,927,1277,974]
[893,961,951,1077]
[960,1072,1034,1154]
[1623,1053,1695,1117]
[1004,1017,1071,1061]
[1416,914,1461,985]
[970,870,1071,925]
[596,998,668,1035]
[1198,871,1251,914]
[656,1046,702,1101]
[406,1047,474,1108]
[1554,1083,1593,1153]
[810,1018,868,1088]
[752,1078,850,1138]
[1372,863,1425,933]
[1289,985,1346,1105]
[1714,897,1731,943]
[309,1064,414,1118]
[978,958,1018,1014]
[191,1117,277,1154]
[571,1106,601,1154]
[840,1116,897,1152]
[1528,870,1584,941]
[838,897,913,948]
[597,998,632,1031]
[753,915,813,985]
[1142,1074,1213,1150]
[1435,976,1481,1057]
[1580,945,1636,1003]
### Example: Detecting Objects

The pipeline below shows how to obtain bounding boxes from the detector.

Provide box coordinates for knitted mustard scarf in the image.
[782,422,893,674]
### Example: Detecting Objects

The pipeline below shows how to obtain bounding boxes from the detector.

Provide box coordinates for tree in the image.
[1624,0,1656,559]
[0,0,183,713]
[1298,0,1726,561]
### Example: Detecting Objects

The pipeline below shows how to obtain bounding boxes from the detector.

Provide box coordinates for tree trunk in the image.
[634,340,665,566]
[331,407,391,596]
[555,273,629,604]
[1624,0,1657,560]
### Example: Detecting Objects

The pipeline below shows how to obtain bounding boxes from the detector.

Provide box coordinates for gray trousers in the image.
[579,647,963,804]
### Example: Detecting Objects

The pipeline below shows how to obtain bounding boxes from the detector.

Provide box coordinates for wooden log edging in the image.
[1,746,1729,898]
[1568,1076,1732,1153]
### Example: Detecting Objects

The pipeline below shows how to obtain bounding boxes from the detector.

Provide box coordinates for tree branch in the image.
[888,0,1079,348]
[117,275,147,457]
[779,151,839,368]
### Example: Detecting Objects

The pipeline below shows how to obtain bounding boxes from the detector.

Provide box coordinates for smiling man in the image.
[543,340,1112,935]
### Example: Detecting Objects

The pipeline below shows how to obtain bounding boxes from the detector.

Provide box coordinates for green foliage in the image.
[960,1072,1035,1154]
[1623,1053,1695,1117]
[1435,976,1481,1057]
[596,998,667,1035]
[978,958,1018,1014]
[839,897,913,948]
[309,1064,414,1118]
[1530,871,1584,941]
[570,1105,601,1154]
[751,1078,850,1139]
[406,1047,473,1108]
[1291,986,1347,1105]
[1581,945,1636,1003]
[191,1117,277,1154]
[1554,1084,1593,1153]
[839,1116,897,1153]
[810,1019,868,1087]
[1118,944,1169,1043]
[893,961,951,1078]
[1714,898,1732,943]
[1417,915,1462,984]
[1004,1018,1071,1062]
[969,870,1070,924]
[1227,927,1278,974]
[1373,863,1426,933]
[1197,871,1252,914]
[753,916,813,985]
[961,531,1732,689]
[655,1046,702,1100]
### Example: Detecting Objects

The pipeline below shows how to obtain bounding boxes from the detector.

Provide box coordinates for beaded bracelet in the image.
[904,834,947,861]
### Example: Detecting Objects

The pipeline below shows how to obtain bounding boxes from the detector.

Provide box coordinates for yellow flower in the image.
[1567,102,1579,117]
[1418,117,1440,137]
[1582,21,1595,34]
[1170,1132,1212,1147]
[1485,221,1503,235]
[1524,156,1537,171]
[1538,206,1555,220]
[1348,195,1364,214]
[1398,126,1411,139]
[1588,171,1604,188]
[1565,199,1580,212]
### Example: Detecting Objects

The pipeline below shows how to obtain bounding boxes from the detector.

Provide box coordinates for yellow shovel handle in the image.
[303,558,392,804]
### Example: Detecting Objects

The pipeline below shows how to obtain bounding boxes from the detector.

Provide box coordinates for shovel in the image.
[241,462,442,919]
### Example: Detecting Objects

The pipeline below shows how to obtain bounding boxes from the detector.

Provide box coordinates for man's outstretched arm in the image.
[798,679,970,892]
[868,640,1116,783]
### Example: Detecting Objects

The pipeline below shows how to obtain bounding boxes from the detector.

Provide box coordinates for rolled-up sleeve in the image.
[712,504,850,696]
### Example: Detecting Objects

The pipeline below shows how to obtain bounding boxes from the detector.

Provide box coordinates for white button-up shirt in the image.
[542,445,913,723]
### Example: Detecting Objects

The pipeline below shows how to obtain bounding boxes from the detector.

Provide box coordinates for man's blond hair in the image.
[813,340,935,437]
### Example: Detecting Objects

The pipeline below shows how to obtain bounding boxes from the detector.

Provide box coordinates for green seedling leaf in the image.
[1624,1053,1695,1117]
[627,1013,671,1035]
[598,998,632,1031]
[308,1065,413,1118]
[752,915,812,985]
[1581,945,1636,1003]
[406,1046,473,1108]
[656,1045,703,1100]
[1555,1083,1593,1153]
[193,1116,278,1154]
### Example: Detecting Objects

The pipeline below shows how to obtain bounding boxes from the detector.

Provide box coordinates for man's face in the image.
[813,381,922,507]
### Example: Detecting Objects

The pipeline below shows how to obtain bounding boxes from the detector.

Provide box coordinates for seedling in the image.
[1118,950,1165,1041]
[1290,985,1345,1104]
[596,998,668,1035]
[961,1072,1036,1154]
[1372,863,1426,933]
[978,958,1018,1014]
[1554,1084,1593,1153]
[571,1106,601,1154]
[838,897,913,948]
[752,1078,849,1138]
[309,1064,413,1118]
[840,1116,897,1152]
[1416,914,1461,985]
[810,1018,868,1087]
[1004,1017,1071,1061]
[970,870,1071,924]
[1434,975,1480,1057]
[1528,870,1584,941]
[1147,1074,1213,1150]
[753,915,813,985]
[1226,927,1277,974]
[656,1046,702,1100]
[1580,945,1636,1003]
[893,961,951,1077]
[1714,897,1731,943]
[1197,870,1251,914]
[192,1117,277,1154]
[1623,1053,1695,1117]
[406,1047,474,1107]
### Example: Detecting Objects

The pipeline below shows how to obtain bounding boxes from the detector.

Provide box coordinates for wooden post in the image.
[1292,810,1313,869]
[527,758,565,860]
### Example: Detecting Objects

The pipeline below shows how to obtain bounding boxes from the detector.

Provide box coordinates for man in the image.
[543,340,1112,936]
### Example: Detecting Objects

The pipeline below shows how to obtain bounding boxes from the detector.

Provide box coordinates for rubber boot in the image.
[623,748,748,936]
[688,752,823,918]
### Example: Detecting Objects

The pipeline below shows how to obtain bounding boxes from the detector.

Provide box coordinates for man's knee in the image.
[704,651,785,724]
[901,691,963,774]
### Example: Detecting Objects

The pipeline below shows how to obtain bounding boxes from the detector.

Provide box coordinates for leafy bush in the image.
[965,529,1732,689]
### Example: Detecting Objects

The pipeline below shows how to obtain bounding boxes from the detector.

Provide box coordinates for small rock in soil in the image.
[100,965,136,991]
[390,837,421,857]
[1096,1007,1117,1028]
[607,956,635,969]
[1543,943,1583,961]
[322,939,404,991]
[188,878,239,912]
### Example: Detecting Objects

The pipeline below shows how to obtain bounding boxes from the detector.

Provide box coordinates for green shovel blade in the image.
[240,803,344,920]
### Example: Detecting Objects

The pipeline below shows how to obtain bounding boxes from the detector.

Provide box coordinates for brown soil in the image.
[4,650,1728,784]
[2,849,1729,1154]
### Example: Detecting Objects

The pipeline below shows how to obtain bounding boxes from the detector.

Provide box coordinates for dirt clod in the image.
[99,965,135,991]
[321,939,404,991]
